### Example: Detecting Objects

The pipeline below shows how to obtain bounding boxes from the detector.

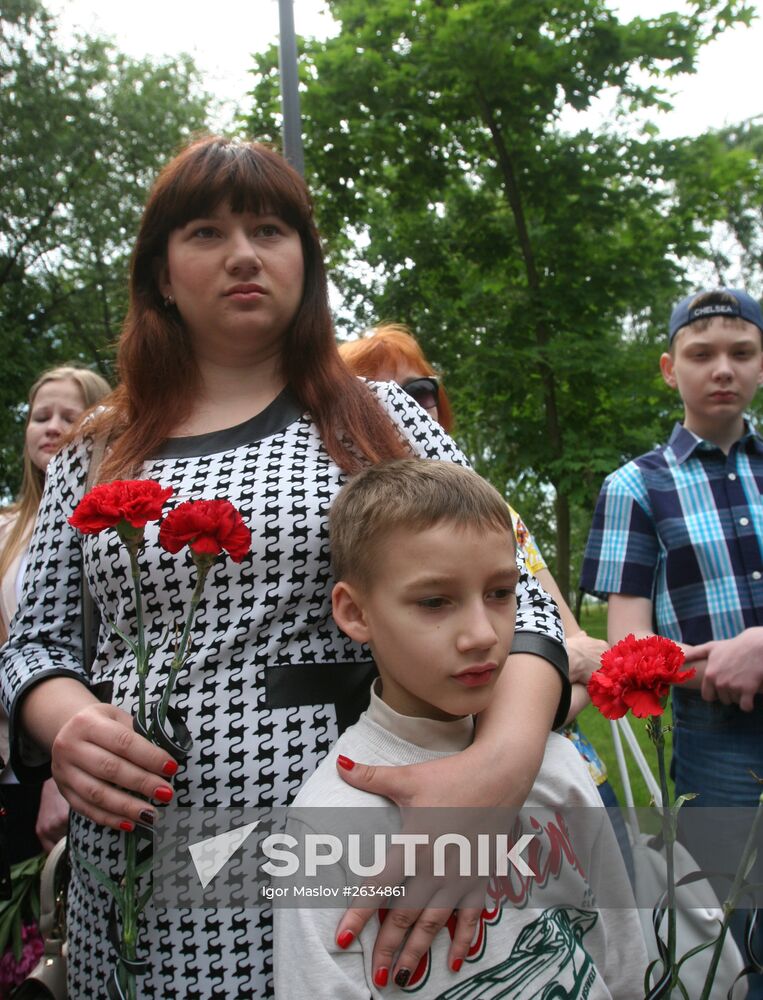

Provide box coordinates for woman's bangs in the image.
[164,142,310,232]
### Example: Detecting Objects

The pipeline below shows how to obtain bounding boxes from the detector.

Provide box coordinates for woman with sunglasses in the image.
[339,324,632,868]
[339,324,453,432]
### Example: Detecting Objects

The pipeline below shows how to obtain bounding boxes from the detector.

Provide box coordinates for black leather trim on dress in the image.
[265,661,378,736]
[152,387,304,459]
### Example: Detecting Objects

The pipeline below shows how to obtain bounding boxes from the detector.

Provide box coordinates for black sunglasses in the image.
[400,376,440,411]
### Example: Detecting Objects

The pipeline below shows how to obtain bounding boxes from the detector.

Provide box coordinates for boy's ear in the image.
[331,581,371,645]
[660,351,677,389]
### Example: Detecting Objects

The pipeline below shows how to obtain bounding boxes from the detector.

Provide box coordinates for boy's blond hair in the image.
[330,459,514,588]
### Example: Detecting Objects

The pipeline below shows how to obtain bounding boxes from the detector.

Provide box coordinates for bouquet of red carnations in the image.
[69,481,251,1000]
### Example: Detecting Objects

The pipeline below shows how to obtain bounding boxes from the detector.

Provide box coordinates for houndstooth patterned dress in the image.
[0,382,566,998]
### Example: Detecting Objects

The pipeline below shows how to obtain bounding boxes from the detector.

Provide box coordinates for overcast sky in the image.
[47,0,762,137]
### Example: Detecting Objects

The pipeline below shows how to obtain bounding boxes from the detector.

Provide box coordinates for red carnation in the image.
[588,633,695,720]
[69,480,174,534]
[158,499,251,563]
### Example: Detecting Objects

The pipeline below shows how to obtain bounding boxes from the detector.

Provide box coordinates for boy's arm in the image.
[606,594,654,644]
[608,594,705,690]
[684,628,763,711]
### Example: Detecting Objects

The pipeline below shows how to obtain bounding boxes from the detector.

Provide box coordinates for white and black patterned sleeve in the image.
[371,381,570,726]
[0,438,93,780]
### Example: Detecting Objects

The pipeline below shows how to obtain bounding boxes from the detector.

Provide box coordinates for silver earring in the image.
[163,293,175,307]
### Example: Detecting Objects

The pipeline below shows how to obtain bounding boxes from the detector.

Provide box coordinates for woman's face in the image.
[26,378,85,473]
[159,201,305,365]
[375,362,440,424]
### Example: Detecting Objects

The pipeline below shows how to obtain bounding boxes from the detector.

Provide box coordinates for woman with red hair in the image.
[338,323,455,433]
[0,138,569,997]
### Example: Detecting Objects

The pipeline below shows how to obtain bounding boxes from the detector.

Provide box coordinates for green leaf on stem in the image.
[11,917,21,963]
[111,622,138,656]
[743,848,757,880]
[672,792,698,809]
[674,935,719,968]
[0,853,45,958]
[73,850,125,907]
[136,885,154,915]
[134,842,173,881]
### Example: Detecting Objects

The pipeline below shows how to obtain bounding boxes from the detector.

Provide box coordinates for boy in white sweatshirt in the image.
[273,459,645,998]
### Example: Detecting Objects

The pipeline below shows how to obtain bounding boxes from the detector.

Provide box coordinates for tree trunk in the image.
[554,488,571,605]
[476,91,571,595]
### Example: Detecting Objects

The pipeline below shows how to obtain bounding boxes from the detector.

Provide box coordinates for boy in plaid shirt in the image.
[581,287,763,994]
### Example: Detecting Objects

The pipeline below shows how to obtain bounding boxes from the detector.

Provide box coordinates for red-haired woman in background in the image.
[0,139,569,997]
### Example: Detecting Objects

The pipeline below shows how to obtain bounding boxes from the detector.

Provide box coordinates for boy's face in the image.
[332,522,518,721]
[660,319,763,435]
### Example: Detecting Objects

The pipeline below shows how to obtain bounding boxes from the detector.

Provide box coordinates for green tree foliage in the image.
[0,0,210,495]
[669,117,763,290]
[244,0,754,597]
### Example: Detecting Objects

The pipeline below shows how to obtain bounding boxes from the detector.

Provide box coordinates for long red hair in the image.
[93,136,407,480]
[338,324,454,433]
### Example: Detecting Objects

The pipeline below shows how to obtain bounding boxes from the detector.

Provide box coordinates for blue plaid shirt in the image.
[581,421,763,646]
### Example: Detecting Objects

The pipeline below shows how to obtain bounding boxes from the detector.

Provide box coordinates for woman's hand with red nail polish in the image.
[32,687,184,834]
[333,749,505,986]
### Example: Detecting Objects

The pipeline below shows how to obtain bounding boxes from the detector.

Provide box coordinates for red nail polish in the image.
[119,820,134,832]
[162,759,178,777]
[337,930,354,949]
[451,958,463,972]
[373,967,389,987]
[337,755,355,771]
[154,786,173,803]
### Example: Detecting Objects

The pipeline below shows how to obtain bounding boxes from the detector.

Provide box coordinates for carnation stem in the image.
[119,828,138,1000]
[154,562,211,729]
[126,545,148,730]
[698,791,763,1000]
[648,714,678,991]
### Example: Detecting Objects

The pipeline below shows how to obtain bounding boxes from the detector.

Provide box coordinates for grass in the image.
[576,601,673,809]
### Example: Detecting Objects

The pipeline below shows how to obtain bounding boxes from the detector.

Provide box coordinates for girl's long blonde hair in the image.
[0,365,111,595]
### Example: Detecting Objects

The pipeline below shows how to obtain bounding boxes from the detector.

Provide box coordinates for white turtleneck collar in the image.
[363,678,474,755]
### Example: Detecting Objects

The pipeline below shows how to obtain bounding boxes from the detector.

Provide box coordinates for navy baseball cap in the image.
[669,287,763,343]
